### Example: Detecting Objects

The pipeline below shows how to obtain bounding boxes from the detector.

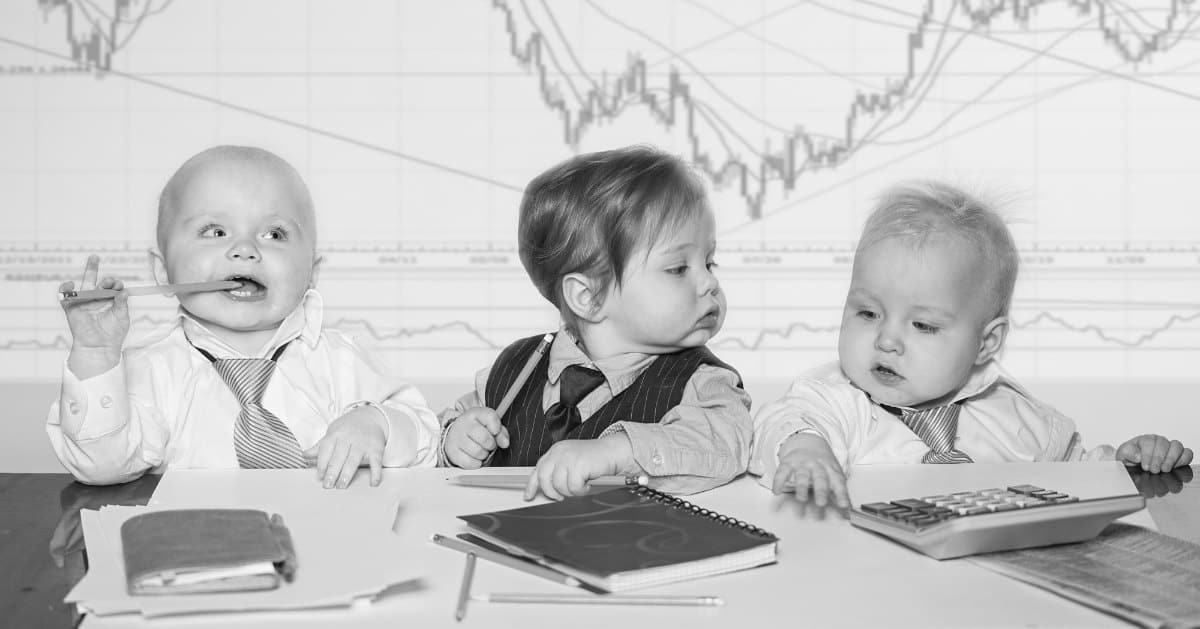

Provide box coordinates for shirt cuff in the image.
[59,359,130,439]
[377,401,439,467]
[604,421,733,479]
[749,421,821,486]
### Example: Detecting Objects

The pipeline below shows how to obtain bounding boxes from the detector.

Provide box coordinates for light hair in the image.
[857,180,1018,319]
[156,145,314,253]
[518,145,709,335]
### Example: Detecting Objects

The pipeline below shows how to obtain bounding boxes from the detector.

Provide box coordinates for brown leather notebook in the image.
[120,509,296,595]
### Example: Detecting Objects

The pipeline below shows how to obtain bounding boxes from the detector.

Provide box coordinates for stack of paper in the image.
[67,470,419,619]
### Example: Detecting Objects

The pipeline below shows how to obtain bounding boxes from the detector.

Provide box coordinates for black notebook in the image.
[457,485,778,592]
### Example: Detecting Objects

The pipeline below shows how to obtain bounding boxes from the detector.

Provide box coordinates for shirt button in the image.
[67,401,80,415]
[651,453,664,468]
[100,395,113,409]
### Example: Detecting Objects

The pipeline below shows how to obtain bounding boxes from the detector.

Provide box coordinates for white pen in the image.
[472,592,724,607]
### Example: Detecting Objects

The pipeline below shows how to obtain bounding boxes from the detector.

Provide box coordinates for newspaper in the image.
[970,524,1200,629]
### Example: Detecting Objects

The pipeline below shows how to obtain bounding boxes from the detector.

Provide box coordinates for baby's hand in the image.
[61,255,130,378]
[1116,434,1193,474]
[524,436,634,501]
[304,405,388,489]
[771,432,850,509]
[443,408,509,469]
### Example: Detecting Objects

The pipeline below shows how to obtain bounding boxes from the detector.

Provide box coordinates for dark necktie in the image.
[899,403,974,464]
[196,344,308,469]
[544,364,607,442]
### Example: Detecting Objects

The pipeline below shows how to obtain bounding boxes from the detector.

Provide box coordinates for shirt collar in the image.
[546,325,657,397]
[173,288,323,359]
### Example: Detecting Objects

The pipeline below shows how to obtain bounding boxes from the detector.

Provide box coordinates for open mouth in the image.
[873,363,903,382]
[697,307,721,327]
[224,275,267,300]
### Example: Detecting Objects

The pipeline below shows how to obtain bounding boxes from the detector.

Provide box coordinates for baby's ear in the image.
[309,253,325,288]
[147,248,169,286]
[975,315,1009,365]
[561,273,604,323]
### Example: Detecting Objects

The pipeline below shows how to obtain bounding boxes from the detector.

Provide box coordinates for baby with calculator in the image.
[439,145,752,499]
[48,145,440,487]
[750,181,1193,508]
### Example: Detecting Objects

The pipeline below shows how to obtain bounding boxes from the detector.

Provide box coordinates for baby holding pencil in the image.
[750,181,1193,508]
[439,145,753,499]
[48,145,440,486]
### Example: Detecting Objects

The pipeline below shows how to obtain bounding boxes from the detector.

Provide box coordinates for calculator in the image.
[848,484,1145,559]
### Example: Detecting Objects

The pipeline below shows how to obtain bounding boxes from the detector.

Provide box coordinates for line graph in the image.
[3,0,1200,382]
[493,0,1200,219]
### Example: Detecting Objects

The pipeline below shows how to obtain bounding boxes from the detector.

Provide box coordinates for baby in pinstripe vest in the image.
[439,146,753,499]
[750,181,1192,510]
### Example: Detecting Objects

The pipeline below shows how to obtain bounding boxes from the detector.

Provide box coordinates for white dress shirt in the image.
[47,290,439,484]
[749,360,1115,487]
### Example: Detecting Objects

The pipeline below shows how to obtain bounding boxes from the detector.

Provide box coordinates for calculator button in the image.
[1051,496,1079,504]
[1007,485,1043,494]
[988,503,1020,512]
[892,499,932,510]
[961,506,989,516]
[861,502,898,515]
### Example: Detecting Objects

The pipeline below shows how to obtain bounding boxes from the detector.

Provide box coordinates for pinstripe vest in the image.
[484,333,740,467]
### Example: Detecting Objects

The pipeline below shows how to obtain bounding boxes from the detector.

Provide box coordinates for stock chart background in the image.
[2,0,1198,468]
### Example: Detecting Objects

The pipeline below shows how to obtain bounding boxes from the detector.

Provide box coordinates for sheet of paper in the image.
[969,523,1200,629]
[66,469,421,619]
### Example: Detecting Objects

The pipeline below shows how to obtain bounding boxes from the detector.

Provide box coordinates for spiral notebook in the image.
[457,485,778,592]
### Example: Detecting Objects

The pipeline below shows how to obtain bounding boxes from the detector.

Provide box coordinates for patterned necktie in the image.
[544,364,607,442]
[899,403,974,464]
[196,344,308,469]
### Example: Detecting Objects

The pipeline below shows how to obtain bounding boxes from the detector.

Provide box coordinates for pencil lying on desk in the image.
[472,592,724,607]
[452,474,648,489]
[58,280,244,303]
[455,552,476,622]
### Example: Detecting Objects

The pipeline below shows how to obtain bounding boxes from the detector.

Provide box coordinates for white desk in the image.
[80,467,1140,628]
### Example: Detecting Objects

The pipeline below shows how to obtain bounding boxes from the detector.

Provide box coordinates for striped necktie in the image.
[898,403,974,464]
[195,344,308,469]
